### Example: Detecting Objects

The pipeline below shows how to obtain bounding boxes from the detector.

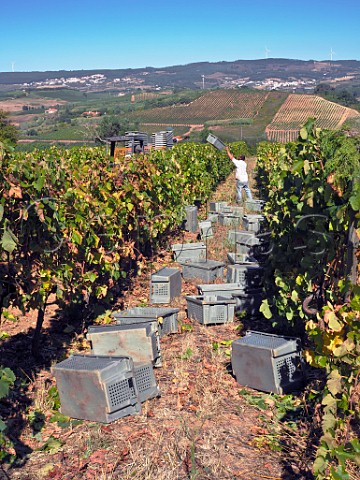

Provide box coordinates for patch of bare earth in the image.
[0,163,314,480]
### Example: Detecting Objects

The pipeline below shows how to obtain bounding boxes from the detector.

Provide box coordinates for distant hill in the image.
[1,58,360,92]
[125,89,360,144]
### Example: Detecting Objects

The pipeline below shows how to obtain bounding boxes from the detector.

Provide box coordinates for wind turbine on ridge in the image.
[330,47,336,61]
[265,46,271,59]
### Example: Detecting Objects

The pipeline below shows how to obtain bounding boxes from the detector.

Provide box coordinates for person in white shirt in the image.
[225,147,253,202]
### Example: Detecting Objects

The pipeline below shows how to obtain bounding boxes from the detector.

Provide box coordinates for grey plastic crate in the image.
[171,242,206,263]
[199,220,214,240]
[181,260,225,282]
[243,214,265,233]
[112,307,179,336]
[231,331,304,394]
[231,289,264,315]
[209,201,228,212]
[134,362,161,403]
[206,212,219,223]
[185,295,236,324]
[206,133,227,151]
[236,238,271,261]
[219,213,242,227]
[235,235,261,256]
[51,354,141,423]
[87,323,162,367]
[227,252,259,265]
[245,199,265,212]
[197,282,246,298]
[226,264,264,288]
[227,230,255,246]
[184,205,198,232]
[231,206,244,217]
[150,267,182,304]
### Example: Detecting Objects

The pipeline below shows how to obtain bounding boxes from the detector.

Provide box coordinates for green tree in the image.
[96,115,127,140]
[0,110,18,146]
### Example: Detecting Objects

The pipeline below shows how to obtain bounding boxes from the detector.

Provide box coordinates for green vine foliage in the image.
[0,142,233,334]
[256,119,360,479]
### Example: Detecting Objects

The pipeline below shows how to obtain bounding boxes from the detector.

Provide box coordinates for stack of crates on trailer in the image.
[185,295,236,324]
[112,307,179,336]
[184,205,198,233]
[171,242,207,263]
[181,259,225,282]
[125,131,148,152]
[51,354,142,423]
[151,130,173,150]
[245,199,265,212]
[231,331,304,394]
[150,267,182,304]
[87,323,162,367]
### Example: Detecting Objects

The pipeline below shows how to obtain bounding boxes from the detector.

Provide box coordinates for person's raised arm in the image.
[225,146,234,160]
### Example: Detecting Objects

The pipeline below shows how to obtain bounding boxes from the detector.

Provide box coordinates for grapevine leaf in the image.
[0,205,4,222]
[299,127,308,140]
[313,455,327,474]
[1,228,18,253]
[327,370,342,396]
[259,299,272,319]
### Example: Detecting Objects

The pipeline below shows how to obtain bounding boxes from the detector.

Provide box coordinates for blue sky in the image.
[2,0,360,72]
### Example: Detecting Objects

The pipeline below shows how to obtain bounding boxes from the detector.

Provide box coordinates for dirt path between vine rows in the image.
[0,160,315,480]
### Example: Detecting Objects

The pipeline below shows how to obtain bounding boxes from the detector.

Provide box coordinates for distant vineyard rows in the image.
[266,94,360,142]
[129,90,269,124]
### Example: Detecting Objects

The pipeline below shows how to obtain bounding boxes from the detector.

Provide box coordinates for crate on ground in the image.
[87,323,162,367]
[181,260,225,282]
[235,235,261,255]
[184,205,198,232]
[243,214,265,233]
[206,212,219,223]
[134,362,161,403]
[171,242,206,263]
[197,282,246,298]
[226,264,264,288]
[185,295,236,325]
[51,354,141,423]
[112,307,179,336]
[231,288,264,315]
[209,201,228,212]
[219,212,242,227]
[236,238,271,262]
[245,199,265,212]
[206,133,227,151]
[199,220,214,240]
[219,205,233,213]
[231,206,244,217]
[227,229,255,246]
[231,331,304,394]
[227,252,259,265]
[150,267,182,304]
